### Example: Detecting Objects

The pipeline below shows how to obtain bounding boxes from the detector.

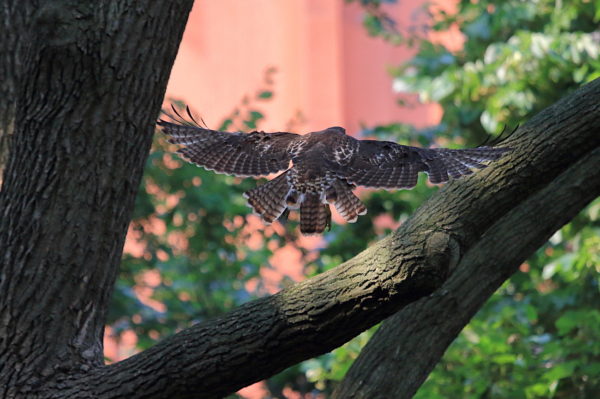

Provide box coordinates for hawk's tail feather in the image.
[243,172,291,224]
[300,192,331,235]
[328,180,367,223]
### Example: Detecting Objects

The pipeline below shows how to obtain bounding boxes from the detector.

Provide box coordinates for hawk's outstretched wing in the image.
[158,120,300,177]
[343,139,510,189]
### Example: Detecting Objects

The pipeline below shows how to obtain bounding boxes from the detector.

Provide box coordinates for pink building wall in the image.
[166,0,445,136]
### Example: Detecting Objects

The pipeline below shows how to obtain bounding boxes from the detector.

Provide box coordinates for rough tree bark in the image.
[0,2,598,399]
[0,2,37,186]
[0,0,194,397]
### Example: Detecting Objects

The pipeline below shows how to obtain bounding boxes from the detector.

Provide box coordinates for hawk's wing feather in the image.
[344,139,510,188]
[158,120,300,177]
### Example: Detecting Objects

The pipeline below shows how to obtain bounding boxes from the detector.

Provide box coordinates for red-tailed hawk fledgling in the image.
[158,119,510,235]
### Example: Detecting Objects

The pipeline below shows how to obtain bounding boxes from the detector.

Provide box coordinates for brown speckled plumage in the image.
[158,119,510,235]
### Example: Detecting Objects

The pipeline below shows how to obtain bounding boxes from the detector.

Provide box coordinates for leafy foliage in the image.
[394,0,600,141]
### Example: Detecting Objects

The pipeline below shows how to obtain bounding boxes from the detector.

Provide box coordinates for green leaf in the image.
[556,311,579,335]
[257,90,273,99]
[542,361,577,382]
[492,353,517,364]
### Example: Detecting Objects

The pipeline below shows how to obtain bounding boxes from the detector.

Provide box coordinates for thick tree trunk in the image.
[0,1,598,398]
[0,2,37,186]
[0,1,193,397]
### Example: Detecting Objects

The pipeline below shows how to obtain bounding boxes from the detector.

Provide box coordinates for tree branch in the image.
[333,146,600,399]
[333,80,600,399]
[65,80,600,398]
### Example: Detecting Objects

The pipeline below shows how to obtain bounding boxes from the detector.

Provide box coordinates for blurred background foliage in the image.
[110,0,600,397]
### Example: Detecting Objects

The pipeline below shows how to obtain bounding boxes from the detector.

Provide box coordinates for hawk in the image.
[157,118,510,235]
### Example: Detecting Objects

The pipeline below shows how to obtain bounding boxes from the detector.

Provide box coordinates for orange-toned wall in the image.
[166,0,447,136]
